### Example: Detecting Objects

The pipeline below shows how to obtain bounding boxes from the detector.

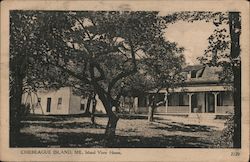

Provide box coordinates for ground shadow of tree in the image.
[16,131,212,148]
[13,132,48,147]
[22,114,90,122]
[15,116,220,148]
[22,121,106,129]
[152,121,215,133]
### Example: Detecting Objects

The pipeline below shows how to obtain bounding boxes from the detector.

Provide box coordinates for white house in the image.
[134,65,234,118]
[22,87,106,115]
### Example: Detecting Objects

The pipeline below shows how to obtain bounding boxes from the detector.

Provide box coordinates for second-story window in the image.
[191,70,197,78]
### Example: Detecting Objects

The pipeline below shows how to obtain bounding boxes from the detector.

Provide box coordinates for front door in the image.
[207,93,215,113]
[46,97,51,112]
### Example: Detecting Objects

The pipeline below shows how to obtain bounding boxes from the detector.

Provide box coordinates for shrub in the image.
[20,104,31,117]
[214,114,234,148]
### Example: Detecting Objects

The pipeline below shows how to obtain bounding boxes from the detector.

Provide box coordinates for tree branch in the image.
[93,62,105,81]
[89,61,105,82]
[108,38,137,93]
[46,61,91,85]
[71,15,92,40]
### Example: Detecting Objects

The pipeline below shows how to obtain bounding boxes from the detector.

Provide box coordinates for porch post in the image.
[212,92,219,114]
[188,93,193,114]
[146,95,149,107]
[134,97,138,113]
[164,92,168,113]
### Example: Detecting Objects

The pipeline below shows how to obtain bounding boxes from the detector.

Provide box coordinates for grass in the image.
[13,114,226,148]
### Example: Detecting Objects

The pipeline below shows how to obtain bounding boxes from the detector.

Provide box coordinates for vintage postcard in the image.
[0,0,249,161]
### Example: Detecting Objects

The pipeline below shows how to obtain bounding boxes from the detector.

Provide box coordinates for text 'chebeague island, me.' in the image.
[20,149,122,155]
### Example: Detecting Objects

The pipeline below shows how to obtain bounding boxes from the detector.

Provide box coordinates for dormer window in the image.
[183,65,205,79]
[191,70,197,78]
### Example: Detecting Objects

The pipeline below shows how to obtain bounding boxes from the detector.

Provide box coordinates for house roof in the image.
[182,65,205,72]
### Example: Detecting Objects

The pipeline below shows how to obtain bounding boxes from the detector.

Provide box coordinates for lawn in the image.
[16,114,226,148]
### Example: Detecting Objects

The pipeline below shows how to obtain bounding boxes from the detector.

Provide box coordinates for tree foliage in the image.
[9,11,185,142]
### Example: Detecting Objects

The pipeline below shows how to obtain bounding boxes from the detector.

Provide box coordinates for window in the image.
[46,98,51,112]
[80,97,86,111]
[58,98,62,104]
[36,98,41,107]
[217,93,223,106]
[57,97,62,109]
[179,94,189,106]
[138,96,147,107]
[80,103,85,111]
[191,70,197,78]
[179,94,184,106]
[169,93,188,106]
[168,94,178,106]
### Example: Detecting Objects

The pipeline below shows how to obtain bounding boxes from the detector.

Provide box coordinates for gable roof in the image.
[182,65,205,72]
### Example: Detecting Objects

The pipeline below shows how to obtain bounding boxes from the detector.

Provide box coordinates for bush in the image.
[20,104,31,117]
[214,114,234,148]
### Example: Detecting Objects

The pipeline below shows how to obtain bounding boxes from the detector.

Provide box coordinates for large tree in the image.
[9,11,69,146]
[29,11,170,143]
[198,12,241,148]
[114,39,185,121]
[138,39,185,122]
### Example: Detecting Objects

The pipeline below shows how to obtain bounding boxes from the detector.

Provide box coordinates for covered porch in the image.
[135,85,234,115]
[165,84,234,115]
[166,91,234,115]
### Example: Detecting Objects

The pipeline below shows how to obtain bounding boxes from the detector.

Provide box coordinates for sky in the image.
[164,20,215,65]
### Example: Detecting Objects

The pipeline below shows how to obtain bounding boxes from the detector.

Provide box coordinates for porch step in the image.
[188,113,216,120]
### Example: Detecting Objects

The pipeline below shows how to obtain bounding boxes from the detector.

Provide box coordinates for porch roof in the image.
[156,85,233,93]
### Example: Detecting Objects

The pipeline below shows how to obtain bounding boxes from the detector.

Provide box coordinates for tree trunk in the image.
[148,106,155,122]
[105,113,119,139]
[103,110,119,147]
[229,12,241,148]
[91,97,97,125]
[10,78,23,147]
[232,66,241,148]
[84,94,92,116]
[95,90,119,145]
[148,94,157,122]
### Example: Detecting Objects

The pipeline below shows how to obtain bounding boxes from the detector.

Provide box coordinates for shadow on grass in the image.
[14,115,218,148]
[118,114,165,121]
[23,114,167,122]
[11,133,49,148]
[14,131,212,148]
[152,121,215,133]
[22,121,106,129]
[22,114,91,122]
